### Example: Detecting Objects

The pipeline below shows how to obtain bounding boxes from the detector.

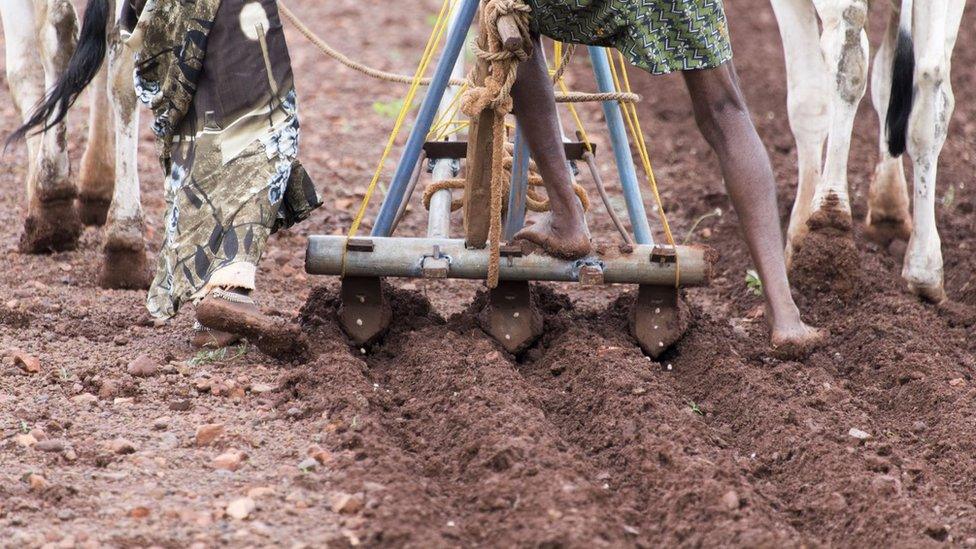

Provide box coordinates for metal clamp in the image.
[573,258,606,286]
[421,244,452,278]
[650,245,677,265]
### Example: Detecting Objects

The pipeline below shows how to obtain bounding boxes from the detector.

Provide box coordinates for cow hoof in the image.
[864,214,912,245]
[908,280,947,304]
[99,246,151,290]
[78,195,112,226]
[98,224,150,290]
[19,198,82,254]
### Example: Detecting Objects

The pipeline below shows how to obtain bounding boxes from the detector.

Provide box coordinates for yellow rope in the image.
[341,0,453,273]
[605,49,680,287]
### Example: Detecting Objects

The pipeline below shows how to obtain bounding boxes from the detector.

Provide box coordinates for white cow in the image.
[771,0,966,302]
[1,0,147,289]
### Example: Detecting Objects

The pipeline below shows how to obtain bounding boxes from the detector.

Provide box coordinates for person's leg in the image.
[682,62,823,350]
[510,36,591,259]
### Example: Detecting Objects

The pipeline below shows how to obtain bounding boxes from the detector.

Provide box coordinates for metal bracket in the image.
[650,245,678,265]
[630,285,688,359]
[346,238,375,253]
[421,244,452,278]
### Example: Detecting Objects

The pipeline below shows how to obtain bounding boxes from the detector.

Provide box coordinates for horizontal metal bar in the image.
[422,140,597,161]
[306,236,713,286]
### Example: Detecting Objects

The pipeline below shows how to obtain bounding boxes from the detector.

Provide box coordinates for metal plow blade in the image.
[630,285,689,359]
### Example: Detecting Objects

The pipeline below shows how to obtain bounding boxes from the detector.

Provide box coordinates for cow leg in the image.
[78,62,114,226]
[865,3,912,243]
[98,11,149,290]
[1,0,45,197]
[770,0,831,265]
[808,0,868,230]
[902,0,965,303]
[11,0,83,252]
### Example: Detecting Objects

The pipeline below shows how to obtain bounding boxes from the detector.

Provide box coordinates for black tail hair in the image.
[6,0,111,146]
[885,29,915,157]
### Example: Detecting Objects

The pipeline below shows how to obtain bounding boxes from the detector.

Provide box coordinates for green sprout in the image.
[745,269,763,297]
[189,342,249,367]
[688,401,704,416]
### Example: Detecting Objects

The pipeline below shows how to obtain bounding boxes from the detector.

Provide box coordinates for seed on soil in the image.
[226,497,256,520]
[195,423,225,446]
[721,490,740,511]
[126,355,159,377]
[848,428,871,441]
[250,382,275,394]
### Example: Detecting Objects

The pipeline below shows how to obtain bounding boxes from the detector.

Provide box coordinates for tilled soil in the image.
[2,0,976,547]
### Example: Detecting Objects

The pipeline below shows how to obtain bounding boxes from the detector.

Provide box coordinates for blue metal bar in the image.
[372,0,481,237]
[588,46,653,245]
[504,127,530,240]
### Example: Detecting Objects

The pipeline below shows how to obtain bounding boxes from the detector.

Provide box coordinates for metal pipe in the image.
[588,46,653,245]
[503,126,530,240]
[371,0,480,236]
[427,159,455,238]
[585,152,633,246]
[390,152,427,235]
[307,236,712,286]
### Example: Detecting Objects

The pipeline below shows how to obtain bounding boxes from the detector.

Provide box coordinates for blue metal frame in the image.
[372,0,481,237]
[503,126,530,240]
[588,46,653,245]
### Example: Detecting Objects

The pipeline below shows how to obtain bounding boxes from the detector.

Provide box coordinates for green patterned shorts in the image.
[527,0,733,75]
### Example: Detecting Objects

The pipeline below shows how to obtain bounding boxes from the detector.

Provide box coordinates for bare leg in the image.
[682,63,823,352]
[510,36,591,259]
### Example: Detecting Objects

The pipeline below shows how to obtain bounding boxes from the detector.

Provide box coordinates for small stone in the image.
[14,433,38,448]
[912,421,928,433]
[98,380,120,399]
[964,537,976,547]
[152,417,170,431]
[226,497,256,520]
[113,335,129,346]
[28,474,48,491]
[35,439,65,453]
[721,490,740,511]
[330,492,364,515]
[71,393,98,406]
[250,383,275,394]
[109,438,137,455]
[309,448,333,465]
[126,355,158,378]
[213,449,247,471]
[195,423,225,446]
[297,457,319,472]
[13,351,41,374]
[247,486,276,499]
[57,509,75,521]
[949,378,967,387]
[129,506,150,519]
[848,428,871,441]
[169,399,192,412]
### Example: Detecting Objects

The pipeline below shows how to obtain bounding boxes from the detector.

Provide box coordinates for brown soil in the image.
[2,0,976,546]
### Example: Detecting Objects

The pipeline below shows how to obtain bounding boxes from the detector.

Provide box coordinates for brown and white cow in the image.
[771,0,966,303]
[1,0,148,288]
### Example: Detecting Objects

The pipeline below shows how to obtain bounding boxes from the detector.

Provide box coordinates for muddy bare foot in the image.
[196,289,311,362]
[514,213,591,260]
[770,321,826,360]
[19,197,83,253]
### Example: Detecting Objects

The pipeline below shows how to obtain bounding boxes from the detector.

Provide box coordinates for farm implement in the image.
[291,0,715,356]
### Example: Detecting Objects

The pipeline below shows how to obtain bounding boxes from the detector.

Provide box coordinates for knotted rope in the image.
[457,0,536,288]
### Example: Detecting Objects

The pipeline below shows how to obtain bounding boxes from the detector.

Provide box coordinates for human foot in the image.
[196,289,311,361]
[514,212,591,260]
[769,318,826,359]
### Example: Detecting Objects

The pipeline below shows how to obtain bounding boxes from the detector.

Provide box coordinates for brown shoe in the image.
[195,289,311,361]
